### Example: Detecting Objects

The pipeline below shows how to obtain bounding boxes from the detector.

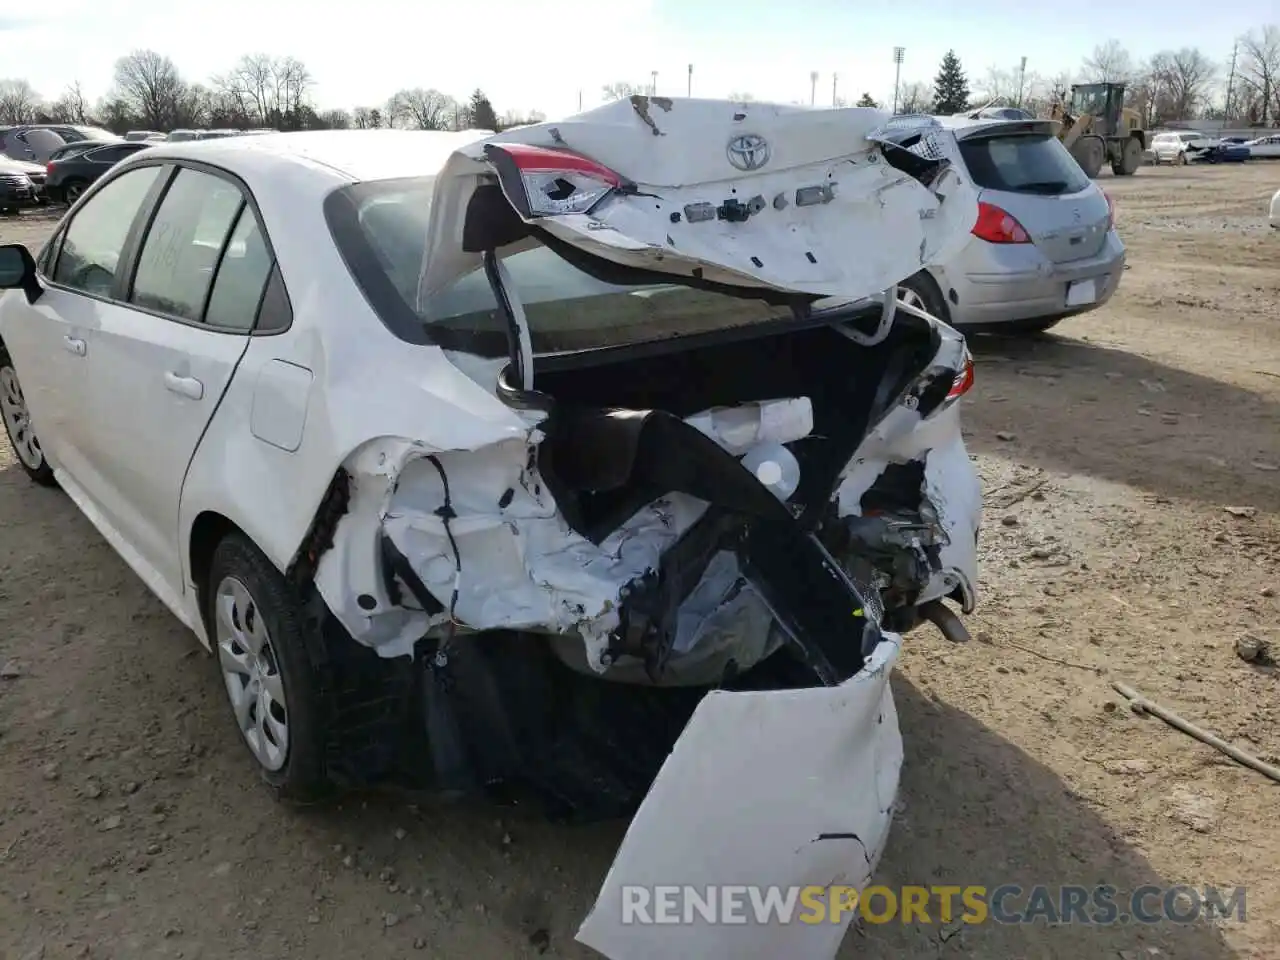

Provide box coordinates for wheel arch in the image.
[189,510,249,636]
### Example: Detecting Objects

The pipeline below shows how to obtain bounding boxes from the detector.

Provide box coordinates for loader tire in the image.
[1073,136,1106,179]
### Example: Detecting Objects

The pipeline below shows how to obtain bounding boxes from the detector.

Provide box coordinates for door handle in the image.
[163,371,204,400]
[62,335,86,357]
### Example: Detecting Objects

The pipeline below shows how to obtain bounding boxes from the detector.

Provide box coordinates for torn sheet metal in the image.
[577,634,903,960]
[417,99,978,306]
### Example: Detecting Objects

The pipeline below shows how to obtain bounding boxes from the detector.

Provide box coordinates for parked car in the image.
[1150,130,1219,165]
[44,141,155,204]
[45,140,117,163]
[1244,134,1280,159]
[895,116,1123,335]
[0,109,983,953]
[0,125,120,163]
[125,130,166,142]
[0,157,40,214]
[1194,141,1251,163]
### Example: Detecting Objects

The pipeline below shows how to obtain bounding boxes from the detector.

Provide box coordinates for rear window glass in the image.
[325,176,785,355]
[959,133,1091,196]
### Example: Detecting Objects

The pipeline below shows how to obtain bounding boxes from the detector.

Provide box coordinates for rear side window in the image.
[52,165,162,296]
[203,207,273,331]
[87,145,132,163]
[958,134,1091,196]
[130,168,244,321]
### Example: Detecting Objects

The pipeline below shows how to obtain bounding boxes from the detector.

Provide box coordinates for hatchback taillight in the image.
[970,201,1031,244]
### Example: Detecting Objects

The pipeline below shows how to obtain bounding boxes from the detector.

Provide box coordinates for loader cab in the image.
[1070,83,1125,137]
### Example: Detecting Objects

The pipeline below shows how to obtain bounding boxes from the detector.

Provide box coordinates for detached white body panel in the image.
[578,636,903,960]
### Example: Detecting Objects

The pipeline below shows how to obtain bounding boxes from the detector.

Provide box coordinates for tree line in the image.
[877,27,1279,125]
[0,50,546,133]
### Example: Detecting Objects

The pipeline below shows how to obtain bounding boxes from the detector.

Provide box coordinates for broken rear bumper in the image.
[578,633,903,960]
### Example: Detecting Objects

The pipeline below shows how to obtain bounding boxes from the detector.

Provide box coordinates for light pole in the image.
[687,63,693,97]
[810,70,819,106]
[892,47,905,114]
[832,72,838,106]
[1016,56,1028,107]
[651,71,658,96]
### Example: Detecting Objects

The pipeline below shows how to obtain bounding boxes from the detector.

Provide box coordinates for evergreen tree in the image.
[470,89,499,131]
[932,50,971,114]
[855,92,880,108]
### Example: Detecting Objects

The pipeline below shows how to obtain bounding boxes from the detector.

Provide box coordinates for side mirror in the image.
[0,244,43,304]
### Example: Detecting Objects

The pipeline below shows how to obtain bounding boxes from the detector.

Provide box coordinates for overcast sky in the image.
[2,0,1273,118]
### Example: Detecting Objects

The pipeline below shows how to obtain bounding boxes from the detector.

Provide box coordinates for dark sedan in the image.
[44,141,154,204]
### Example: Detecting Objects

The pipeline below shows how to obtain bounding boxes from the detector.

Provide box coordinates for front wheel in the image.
[0,347,56,486]
[1174,151,1187,167]
[209,532,329,802]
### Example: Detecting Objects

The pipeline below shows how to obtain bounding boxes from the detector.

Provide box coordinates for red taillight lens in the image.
[45,162,55,174]
[1103,191,1115,231]
[971,201,1031,244]
[485,143,623,218]
[947,349,975,400]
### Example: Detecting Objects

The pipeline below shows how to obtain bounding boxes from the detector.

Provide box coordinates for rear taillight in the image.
[971,201,1031,244]
[45,162,55,175]
[947,348,975,401]
[484,143,623,218]
[1103,191,1115,231]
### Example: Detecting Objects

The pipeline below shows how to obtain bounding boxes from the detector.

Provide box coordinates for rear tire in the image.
[62,179,88,205]
[0,346,56,487]
[208,532,330,803]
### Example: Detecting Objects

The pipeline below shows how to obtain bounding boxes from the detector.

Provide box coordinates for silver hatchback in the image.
[897,117,1124,335]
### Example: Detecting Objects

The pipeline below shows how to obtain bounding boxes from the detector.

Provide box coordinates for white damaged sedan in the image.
[0,98,982,959]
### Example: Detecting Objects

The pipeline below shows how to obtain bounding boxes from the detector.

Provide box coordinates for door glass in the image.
[131,169,243,321]
[52,165,162,297]
[204,208,273,331]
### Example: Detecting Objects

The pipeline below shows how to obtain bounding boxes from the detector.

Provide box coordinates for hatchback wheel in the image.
[896,272,949,322]
[209,532,328,801]
[0,348,56,486]
[63,179,88,204]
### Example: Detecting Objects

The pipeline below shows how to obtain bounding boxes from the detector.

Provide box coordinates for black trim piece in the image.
[196,197,248,324]
[379,532,445,617]
[286,468,353,591]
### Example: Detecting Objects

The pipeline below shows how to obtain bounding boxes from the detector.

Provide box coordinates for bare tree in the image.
[1238,25,1280,125]
[897,81,931,114]
[46,81,90,124]
[318,108,352,129]
[1150,48,1217,119]
[110,50,190,129]
[351,106,379,129]
[0,79,42,124]
[386,88,455,129]
[1080,40,1134,83]
[213,54,314,130]
[601,82,645,101]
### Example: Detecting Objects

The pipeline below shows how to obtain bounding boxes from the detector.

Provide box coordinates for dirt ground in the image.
[0,163,1277,960]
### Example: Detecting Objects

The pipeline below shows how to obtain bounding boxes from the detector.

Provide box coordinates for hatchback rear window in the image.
[958,133,1091,196]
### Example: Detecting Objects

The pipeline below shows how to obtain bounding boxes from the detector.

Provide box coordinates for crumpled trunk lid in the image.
[417,97,979,310]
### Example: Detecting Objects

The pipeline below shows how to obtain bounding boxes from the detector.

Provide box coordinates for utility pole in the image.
[687,63,693,97]
[1016,56,1028,107]
[578,89,583,113]
[810,70,819,106]
[651,71,658,96]
[892,47,905,114]
[832,72,839,106]
[1225,42,1238,121]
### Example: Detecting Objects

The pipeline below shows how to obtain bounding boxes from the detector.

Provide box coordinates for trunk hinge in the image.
[482,249,534,392]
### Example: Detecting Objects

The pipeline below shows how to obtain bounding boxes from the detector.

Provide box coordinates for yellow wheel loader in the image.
[1047,82,1146,178]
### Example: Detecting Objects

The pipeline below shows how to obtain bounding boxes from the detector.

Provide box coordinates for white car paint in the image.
[1244,134,1280,159]
[1271,187,1280,228]
[0,101,984,959]
[1150,130,1218,164]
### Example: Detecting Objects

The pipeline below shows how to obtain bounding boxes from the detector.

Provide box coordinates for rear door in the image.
[958,126,1111,263]
[73,164,266,599]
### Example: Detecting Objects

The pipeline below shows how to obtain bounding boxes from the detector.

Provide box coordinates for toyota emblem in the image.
[726,133,771,172]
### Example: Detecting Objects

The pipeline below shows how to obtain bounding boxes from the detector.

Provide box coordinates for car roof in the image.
[136,129,493,185]
[929,114,1059,139]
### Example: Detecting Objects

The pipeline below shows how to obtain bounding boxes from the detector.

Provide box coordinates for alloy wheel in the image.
[215,576,290,771]
[0,365,44,471]
[897,286,928,313]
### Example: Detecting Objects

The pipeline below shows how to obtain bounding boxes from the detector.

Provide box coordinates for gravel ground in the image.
[0,163,1278,960]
